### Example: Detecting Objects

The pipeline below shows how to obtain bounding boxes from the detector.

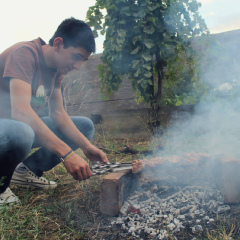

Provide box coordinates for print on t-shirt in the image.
[31,85,49,108]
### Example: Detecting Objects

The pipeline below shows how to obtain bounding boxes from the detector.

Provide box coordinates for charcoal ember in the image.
[178,214,185,220]
[172,227,180,234]
[121,223,126,230]
[133,214,141,221]
[128,226,136,233]
[151,184,159,192]
[120,202,131,216]
[189,205,198,213]
[194,209,201,216]
[168,214,174,222]
[112,181,228,238]
[158,229,168,239]
[180,206,191,214]
[167,222,176,231]
[127,205,141,215]
[150,232,157,237]
[113,217,124,225]
[203,216,209,221]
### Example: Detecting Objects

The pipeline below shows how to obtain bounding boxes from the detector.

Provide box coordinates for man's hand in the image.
[63,153,92,180]
[83,144,108,163]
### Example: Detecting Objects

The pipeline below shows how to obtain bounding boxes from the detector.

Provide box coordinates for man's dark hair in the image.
[49,17,96,53]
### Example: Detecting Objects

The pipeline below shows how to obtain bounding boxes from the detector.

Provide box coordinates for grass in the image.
[0,135,147,240]
[1,132,240,239]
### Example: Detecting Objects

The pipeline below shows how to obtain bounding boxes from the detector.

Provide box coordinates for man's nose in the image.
[73,61,82,70]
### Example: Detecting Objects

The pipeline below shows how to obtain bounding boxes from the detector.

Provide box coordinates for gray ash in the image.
[111,181,230,239]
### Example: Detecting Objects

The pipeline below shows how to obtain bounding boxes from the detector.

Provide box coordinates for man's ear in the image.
[53,37,64,52]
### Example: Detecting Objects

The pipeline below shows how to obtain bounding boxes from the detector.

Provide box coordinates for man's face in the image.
[54,38,91,75]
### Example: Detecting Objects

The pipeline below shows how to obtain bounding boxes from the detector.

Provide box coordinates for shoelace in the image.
[29,172,47,182]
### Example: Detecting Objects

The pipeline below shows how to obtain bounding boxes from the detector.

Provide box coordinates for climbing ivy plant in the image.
[86,0,209,127]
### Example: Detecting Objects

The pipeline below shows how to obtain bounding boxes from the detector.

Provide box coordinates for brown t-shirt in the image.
[0,38,62,119]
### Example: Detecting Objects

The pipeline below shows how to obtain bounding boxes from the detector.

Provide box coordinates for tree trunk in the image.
[149,51,164,133]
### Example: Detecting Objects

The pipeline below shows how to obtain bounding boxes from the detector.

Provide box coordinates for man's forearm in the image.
[50,110,92,151]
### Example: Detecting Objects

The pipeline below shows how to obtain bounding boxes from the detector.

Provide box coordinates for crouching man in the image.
[0,17,108,204]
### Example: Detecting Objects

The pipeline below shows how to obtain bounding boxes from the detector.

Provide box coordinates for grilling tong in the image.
[90,161,132,175]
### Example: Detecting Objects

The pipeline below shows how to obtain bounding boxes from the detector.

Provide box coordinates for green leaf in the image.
[116,38,124,45]
[147,5,159,11]
[143,64,151,70]
[115,45,122,51]
[176,100,182,106]
[144,72,152,78]
[117,29,126,38]
[143,27,155,34]
[121,6,131,16]
[133,11,146,18]
[132,35,141,45]
[145,43,155,49]
[142,53,152,61]
[132,60,140,68]
[118,19,126,25]
[131,46,140,55]
[134,69,141,77]
[148,17,157,26]
[148,79,153,85]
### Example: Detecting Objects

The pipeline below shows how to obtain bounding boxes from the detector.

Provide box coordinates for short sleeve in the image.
[3,47,36,84]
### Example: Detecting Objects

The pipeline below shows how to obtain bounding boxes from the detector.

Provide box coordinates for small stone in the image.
[218,205,230,214]
[192,225,203,233]
[207,218,215,224]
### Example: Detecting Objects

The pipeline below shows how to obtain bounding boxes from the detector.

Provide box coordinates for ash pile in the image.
[111,154,237,239]
[112,184,229,239]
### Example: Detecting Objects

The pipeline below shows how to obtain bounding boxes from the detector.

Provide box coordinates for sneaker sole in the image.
[11,179,57,190]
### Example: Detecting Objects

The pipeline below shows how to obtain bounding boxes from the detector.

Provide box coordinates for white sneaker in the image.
[0,187,20,205]
[11,171,57,189]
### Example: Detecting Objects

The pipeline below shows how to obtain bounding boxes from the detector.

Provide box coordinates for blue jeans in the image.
[0,117,94,193]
